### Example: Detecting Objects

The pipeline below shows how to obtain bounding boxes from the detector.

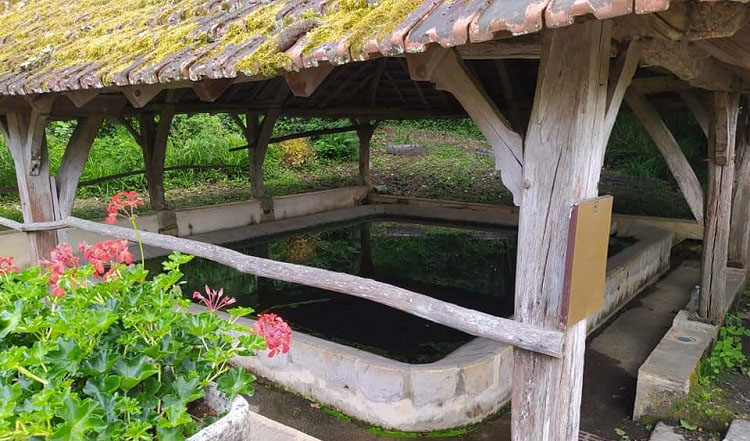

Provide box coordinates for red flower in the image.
[105,191,145,224]
[0,256,18,275]
[79,240,134,279]
[253,314,292,358]
[193,285,236,312]
[40,243,80,298]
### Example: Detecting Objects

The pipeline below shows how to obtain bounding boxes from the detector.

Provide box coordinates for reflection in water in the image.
[147,219,630,363]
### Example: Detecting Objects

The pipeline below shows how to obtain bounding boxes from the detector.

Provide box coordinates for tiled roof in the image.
[0,0,660,97]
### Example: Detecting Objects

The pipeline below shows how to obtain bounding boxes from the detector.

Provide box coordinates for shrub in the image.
[0,252,269,440]
[0,192,291,440]
[276,139,314,167]
[312,132,359,161]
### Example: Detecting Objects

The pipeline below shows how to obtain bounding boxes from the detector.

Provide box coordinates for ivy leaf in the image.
[162,403,193,428]
[49,397,106,441]
[113,356,159,391]
[216,366,256,399]
[172,375,204,404]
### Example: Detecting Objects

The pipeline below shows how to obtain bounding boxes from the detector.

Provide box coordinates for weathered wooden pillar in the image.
[729,97,750,268]
[1,101,59,262]
[356,121,375,188]
[513,22,611,441]
[139,109,177,234]
[700,92,740,323]
[236,110,279,222]
[56,117,103,218]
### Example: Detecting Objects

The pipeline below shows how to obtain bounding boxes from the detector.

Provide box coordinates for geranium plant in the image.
[0,192,292,441]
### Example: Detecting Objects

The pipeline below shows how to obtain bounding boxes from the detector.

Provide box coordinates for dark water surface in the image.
[148,218,631,363]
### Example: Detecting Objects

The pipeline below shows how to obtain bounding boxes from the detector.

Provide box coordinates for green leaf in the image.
[156,426,186,441]
[113,356,159,391]
[83,376,121,422]
[227,306,255,318]
[0,383,22,418]
[0,300,23,339]
[679,419,698,431]
[46,338,86,375]
[216,367,256,399]
[172,375,204,404]
[49,397,106,441]
[81,349,120,376]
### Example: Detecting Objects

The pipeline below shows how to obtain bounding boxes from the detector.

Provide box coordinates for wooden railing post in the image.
[701,92,740,323]
[512,22,612,441]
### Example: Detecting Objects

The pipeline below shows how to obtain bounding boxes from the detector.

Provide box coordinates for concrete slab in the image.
[725,419,750,441]
[649,422,685,441]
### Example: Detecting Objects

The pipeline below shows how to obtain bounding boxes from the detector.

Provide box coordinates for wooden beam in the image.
[631,76,694,94]
[625,89,705,223]
[406,47,524,205]
[602,40,641,152]
[513,21,612,441]
[7,214,561,358]
[56,116,103,218]
[192,78,234,103]
[729,100,750,267]
[5,109,59,262]
[228,124,370,152]
[356,121,375,187]
[701,91,740,323]
[640,38,744,92]
[65,89,101,108]
[678,90,709,137]
[122,84,164,108]
[283,65,334,98]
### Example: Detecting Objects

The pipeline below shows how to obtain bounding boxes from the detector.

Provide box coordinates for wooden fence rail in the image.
[0,214,565,358]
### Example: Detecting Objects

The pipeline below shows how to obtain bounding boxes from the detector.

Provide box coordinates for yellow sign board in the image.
[561,196,614,326]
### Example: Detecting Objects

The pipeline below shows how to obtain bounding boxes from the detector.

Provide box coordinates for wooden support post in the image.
[56,116,103,218]
[4,104,59,262]
[512,22,611,441]
[729,97,750,268]
[123,109,177,235]
[356,121,375,187]
[626,89,705,223]
[701,92,740,323]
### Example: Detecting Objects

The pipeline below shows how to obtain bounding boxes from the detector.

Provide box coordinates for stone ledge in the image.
[725,419,750,441]
[634,269,746,421]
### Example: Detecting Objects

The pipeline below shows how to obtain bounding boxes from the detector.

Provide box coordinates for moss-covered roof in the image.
[0,0,639,96]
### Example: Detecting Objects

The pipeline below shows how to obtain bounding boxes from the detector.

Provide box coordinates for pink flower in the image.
[193,285,236,312]
[40,243,80,298]
[0,256,19,275]
[79,240,134,279]
[253,314,292,358]
[105,191,145,224]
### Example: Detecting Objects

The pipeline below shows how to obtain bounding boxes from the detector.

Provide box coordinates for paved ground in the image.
[246,261,696,440]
